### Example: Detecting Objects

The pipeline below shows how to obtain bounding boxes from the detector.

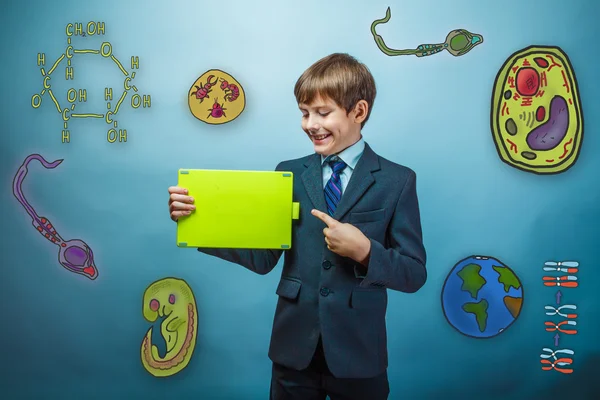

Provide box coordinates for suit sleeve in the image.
[356,170,427,293]
[195,162,286,275]
[197,246,283,275]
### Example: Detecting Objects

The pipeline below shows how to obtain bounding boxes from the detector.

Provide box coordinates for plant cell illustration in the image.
[490,46,583,174]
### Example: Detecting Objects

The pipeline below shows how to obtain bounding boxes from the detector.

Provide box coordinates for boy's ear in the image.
[352,100,369,124]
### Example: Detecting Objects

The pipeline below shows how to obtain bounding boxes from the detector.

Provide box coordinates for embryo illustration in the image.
[141,277,198,377]
[12,153,98,280]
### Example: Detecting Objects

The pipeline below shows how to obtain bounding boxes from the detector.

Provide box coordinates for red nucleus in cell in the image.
[516,67,540,96]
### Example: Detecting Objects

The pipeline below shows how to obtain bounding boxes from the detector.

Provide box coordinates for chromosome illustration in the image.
[370,7,483,58]
[12,154,98,280]
[491,46,583,174]
[441,255,523,339]
[31,22,151,143]
[141,277,198,377]
[188,69,246,125]
[541,260,578,374]
[540,348,574,374]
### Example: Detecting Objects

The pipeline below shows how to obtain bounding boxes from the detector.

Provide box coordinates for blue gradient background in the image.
[1,0,598,398]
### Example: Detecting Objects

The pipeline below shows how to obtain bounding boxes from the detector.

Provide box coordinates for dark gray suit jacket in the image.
[198,142,427,379]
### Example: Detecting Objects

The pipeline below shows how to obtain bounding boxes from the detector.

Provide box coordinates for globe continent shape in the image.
[441,255,524,338]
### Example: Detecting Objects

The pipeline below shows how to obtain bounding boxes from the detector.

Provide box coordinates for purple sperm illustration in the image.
[12,154,98,280]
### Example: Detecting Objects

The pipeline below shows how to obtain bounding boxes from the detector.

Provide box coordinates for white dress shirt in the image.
[320,136,365,194]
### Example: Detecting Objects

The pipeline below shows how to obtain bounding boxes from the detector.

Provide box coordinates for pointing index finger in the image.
[311,209,337,226]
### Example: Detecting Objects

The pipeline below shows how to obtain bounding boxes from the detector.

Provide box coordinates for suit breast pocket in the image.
[349,208,387,242]
[350,208,385,224]
[349,208,385,224]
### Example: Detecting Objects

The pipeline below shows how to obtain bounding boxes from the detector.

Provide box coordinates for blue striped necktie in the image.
[324,156,347,216]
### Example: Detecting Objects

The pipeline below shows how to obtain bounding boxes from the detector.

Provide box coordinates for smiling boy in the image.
[168,53,427,400]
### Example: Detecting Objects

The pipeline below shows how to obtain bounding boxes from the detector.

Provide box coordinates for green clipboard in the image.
[176,169,300,249]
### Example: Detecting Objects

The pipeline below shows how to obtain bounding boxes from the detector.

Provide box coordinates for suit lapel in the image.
[333,142,380,221]
[301,153,327,212]
[301,142,381,221]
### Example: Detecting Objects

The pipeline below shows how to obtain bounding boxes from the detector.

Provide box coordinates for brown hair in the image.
[294,53,377,128]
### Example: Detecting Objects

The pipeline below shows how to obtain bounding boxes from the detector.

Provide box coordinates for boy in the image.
[168,53,427,400]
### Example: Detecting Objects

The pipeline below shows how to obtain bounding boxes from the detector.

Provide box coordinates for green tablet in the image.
[176,169,300,249]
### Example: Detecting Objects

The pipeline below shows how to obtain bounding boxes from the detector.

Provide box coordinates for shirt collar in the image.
[320,136,365,170]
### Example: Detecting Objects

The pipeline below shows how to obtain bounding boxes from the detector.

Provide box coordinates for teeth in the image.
[314,134,328,140]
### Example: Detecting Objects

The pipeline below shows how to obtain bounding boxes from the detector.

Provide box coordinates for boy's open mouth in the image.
[312,134,331,141]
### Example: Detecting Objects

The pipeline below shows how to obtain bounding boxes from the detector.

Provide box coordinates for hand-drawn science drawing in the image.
[540,260,578,374]
[188,69,246,125]
[141,277,198,377]
[541,347,574,374]
[370,7,483,58]
[441,255,523,339]
[31,21,151,144]
[12,154,98,280]
[491,46,583,174]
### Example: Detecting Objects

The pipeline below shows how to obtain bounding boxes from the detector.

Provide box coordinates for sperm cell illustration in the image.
[370,7,483,58]
[12,154,98,280]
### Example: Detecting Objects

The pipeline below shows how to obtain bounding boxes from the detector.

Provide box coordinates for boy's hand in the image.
[311,209,371,266]
[168,186,195,222]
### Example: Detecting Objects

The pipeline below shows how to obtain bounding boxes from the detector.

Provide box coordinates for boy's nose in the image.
[308,125,321,135]
[307,117,321,132]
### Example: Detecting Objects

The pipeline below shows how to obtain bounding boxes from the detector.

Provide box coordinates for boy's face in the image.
[299,95,363,156]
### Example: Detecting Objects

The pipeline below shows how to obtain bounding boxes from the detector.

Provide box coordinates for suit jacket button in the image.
[320,287,330,297]
[322,260,332,269]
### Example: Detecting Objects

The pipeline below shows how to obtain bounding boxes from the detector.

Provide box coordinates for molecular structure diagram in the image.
[31,22,151,144]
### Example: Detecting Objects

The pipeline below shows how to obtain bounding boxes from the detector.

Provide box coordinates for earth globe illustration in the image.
[441,255,524,338]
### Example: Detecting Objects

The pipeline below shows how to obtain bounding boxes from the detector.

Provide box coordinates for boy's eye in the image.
[300,111,329,118]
